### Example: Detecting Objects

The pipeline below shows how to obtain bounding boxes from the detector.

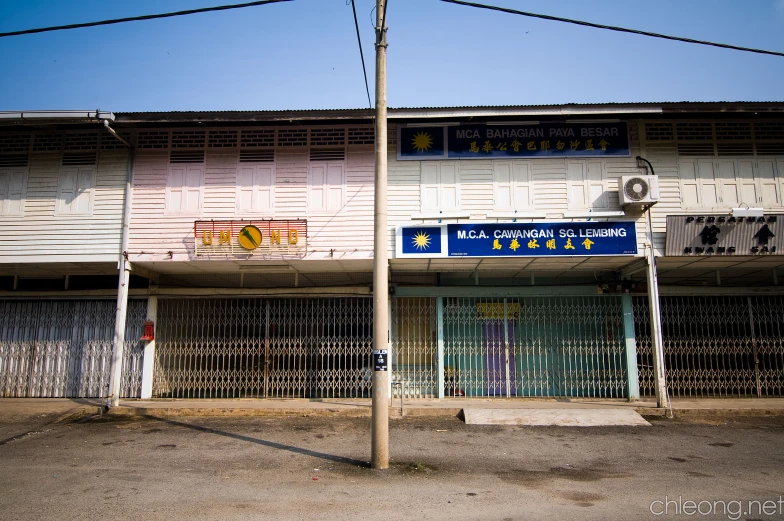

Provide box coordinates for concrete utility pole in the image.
[645,209,670,410]
[371,0,389,470]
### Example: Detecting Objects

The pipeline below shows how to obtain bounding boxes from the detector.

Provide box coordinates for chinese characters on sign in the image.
[395,222,638,258]
[398,122,630,160]
[665,215,780,256]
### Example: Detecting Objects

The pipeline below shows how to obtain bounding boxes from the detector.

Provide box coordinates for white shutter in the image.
[586,161,607,208]
[778,159,784,208]
[236,166,255,211]
[717,160,740,207]
[58,169,78,213]
[697,160,718,207]
[440,163,459,211]
[494,161,513,210]
[421,163,439,211]
[167,166,185,212]
[756,159,779,207]
[679,159,699,208]
[256,165,274,211]
[74,168,94,213]
[184,166,203,212]
[737,160,757,207]
[567,161,586,208]
[309,162,326,211]
[326,163,344,211]
[0,172,8,214]
[8,172,26,214]
[512,161,532,210]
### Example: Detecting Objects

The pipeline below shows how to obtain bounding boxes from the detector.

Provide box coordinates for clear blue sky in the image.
[0,0,783,111]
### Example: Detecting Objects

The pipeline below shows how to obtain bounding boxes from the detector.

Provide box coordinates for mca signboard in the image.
[396,222,638,258]
[398,122,630,160]
[194,220,307,257]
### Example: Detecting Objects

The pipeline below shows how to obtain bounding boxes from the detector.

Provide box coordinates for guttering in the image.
[388,105,663,119]
[0,110,115,121]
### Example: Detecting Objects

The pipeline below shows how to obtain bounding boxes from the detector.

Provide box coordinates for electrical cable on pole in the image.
[0,0,292,39]
[349,0,373,109]
[441,0,784,58]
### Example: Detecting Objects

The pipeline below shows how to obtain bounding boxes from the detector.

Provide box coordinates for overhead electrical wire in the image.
[349,0,373,108]
[440,0,784,58]
[0,0,292,39]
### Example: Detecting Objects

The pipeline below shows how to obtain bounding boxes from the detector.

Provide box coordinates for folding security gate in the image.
[152,298,373,398]
[391,296,628,399]
[0,300,146,398]
[635,296,784,398]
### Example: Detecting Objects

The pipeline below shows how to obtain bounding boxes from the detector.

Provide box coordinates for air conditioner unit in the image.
[618,175,660,206]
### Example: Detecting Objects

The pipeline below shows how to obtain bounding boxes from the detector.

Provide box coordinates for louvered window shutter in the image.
[8,172,26,214]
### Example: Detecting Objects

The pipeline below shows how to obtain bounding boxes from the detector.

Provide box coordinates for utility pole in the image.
[371,0,389,470]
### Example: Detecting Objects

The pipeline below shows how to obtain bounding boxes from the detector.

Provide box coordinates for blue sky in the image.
[0,0,783,111]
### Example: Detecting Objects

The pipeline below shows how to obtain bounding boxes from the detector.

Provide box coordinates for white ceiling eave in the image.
[388,105,663,119]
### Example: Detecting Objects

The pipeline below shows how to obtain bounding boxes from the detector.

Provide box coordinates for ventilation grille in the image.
[645,123,674,141]
[208,130,238,148]
[239,150,274,162]
[0,133,32,154]
[241,129,275,148]
[33,133,63,152]
[310,128,345,146]
[717,143,754,156]
[676,122,713,140]
[278,129,307,146]
[62,152,97,166]
[63,132,98,151]
[0,154,29,167]
[100,131,131,150]
[755,143,784,155]
[310,148,345,161]
[753,122,784,140]
[169,150,205,163]
[715,122,751,140]
[348,127,375,145]
[677,143,715,156]
[138,131,169,149]
[171,130,206,148]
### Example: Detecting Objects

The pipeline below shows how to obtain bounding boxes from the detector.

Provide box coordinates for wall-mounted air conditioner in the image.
[618,175,660,206]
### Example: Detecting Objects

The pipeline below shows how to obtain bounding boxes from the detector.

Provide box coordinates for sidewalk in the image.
[2,396,784,419]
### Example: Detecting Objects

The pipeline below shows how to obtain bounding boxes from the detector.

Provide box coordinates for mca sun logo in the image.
[412,231,431,250]
[411,131,433,153]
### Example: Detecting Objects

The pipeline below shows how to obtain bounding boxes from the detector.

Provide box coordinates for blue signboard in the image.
[396,222,638,258]
[398,122,629,160]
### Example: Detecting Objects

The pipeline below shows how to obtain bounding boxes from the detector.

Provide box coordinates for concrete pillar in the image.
[621,293,640,401]
[140,295,158,400]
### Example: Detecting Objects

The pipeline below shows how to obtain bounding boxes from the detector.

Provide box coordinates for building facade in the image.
[0,103,783,403]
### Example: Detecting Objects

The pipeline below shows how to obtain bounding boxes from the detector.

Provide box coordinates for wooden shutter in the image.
[8,172,26,214]
[74,168,94,213]
[0,172,8,213]
[309,162,326,211]
[586,161,607,209]
[717,160,740,207]
[421,163,439,211]
[58,169,78,212]
[184,166,203,212]
[567,161,587,208]
[494,161,513,210]
[679,159,699,208]
[236,165,255,211]
[256,165,274,211]
[326,163,344,211]
[697,159,718,207]
[167,166,185,212]
[756,159,779,207]
[512,161,532,210]
[440,163,459,211]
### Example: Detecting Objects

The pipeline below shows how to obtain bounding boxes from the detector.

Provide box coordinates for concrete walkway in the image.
[1,396,784,420]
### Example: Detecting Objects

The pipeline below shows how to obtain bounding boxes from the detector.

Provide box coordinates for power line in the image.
[440,0,784,58]
[0,0,292,39]
[350,0,372,108]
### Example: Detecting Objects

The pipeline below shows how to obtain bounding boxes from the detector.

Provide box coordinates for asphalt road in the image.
[1,411,783,521]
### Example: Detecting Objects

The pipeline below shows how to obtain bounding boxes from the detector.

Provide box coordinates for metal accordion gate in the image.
[391,295,628,399]
[634,295,784,398]
[152,297,373,398]
[0,299,146,398]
